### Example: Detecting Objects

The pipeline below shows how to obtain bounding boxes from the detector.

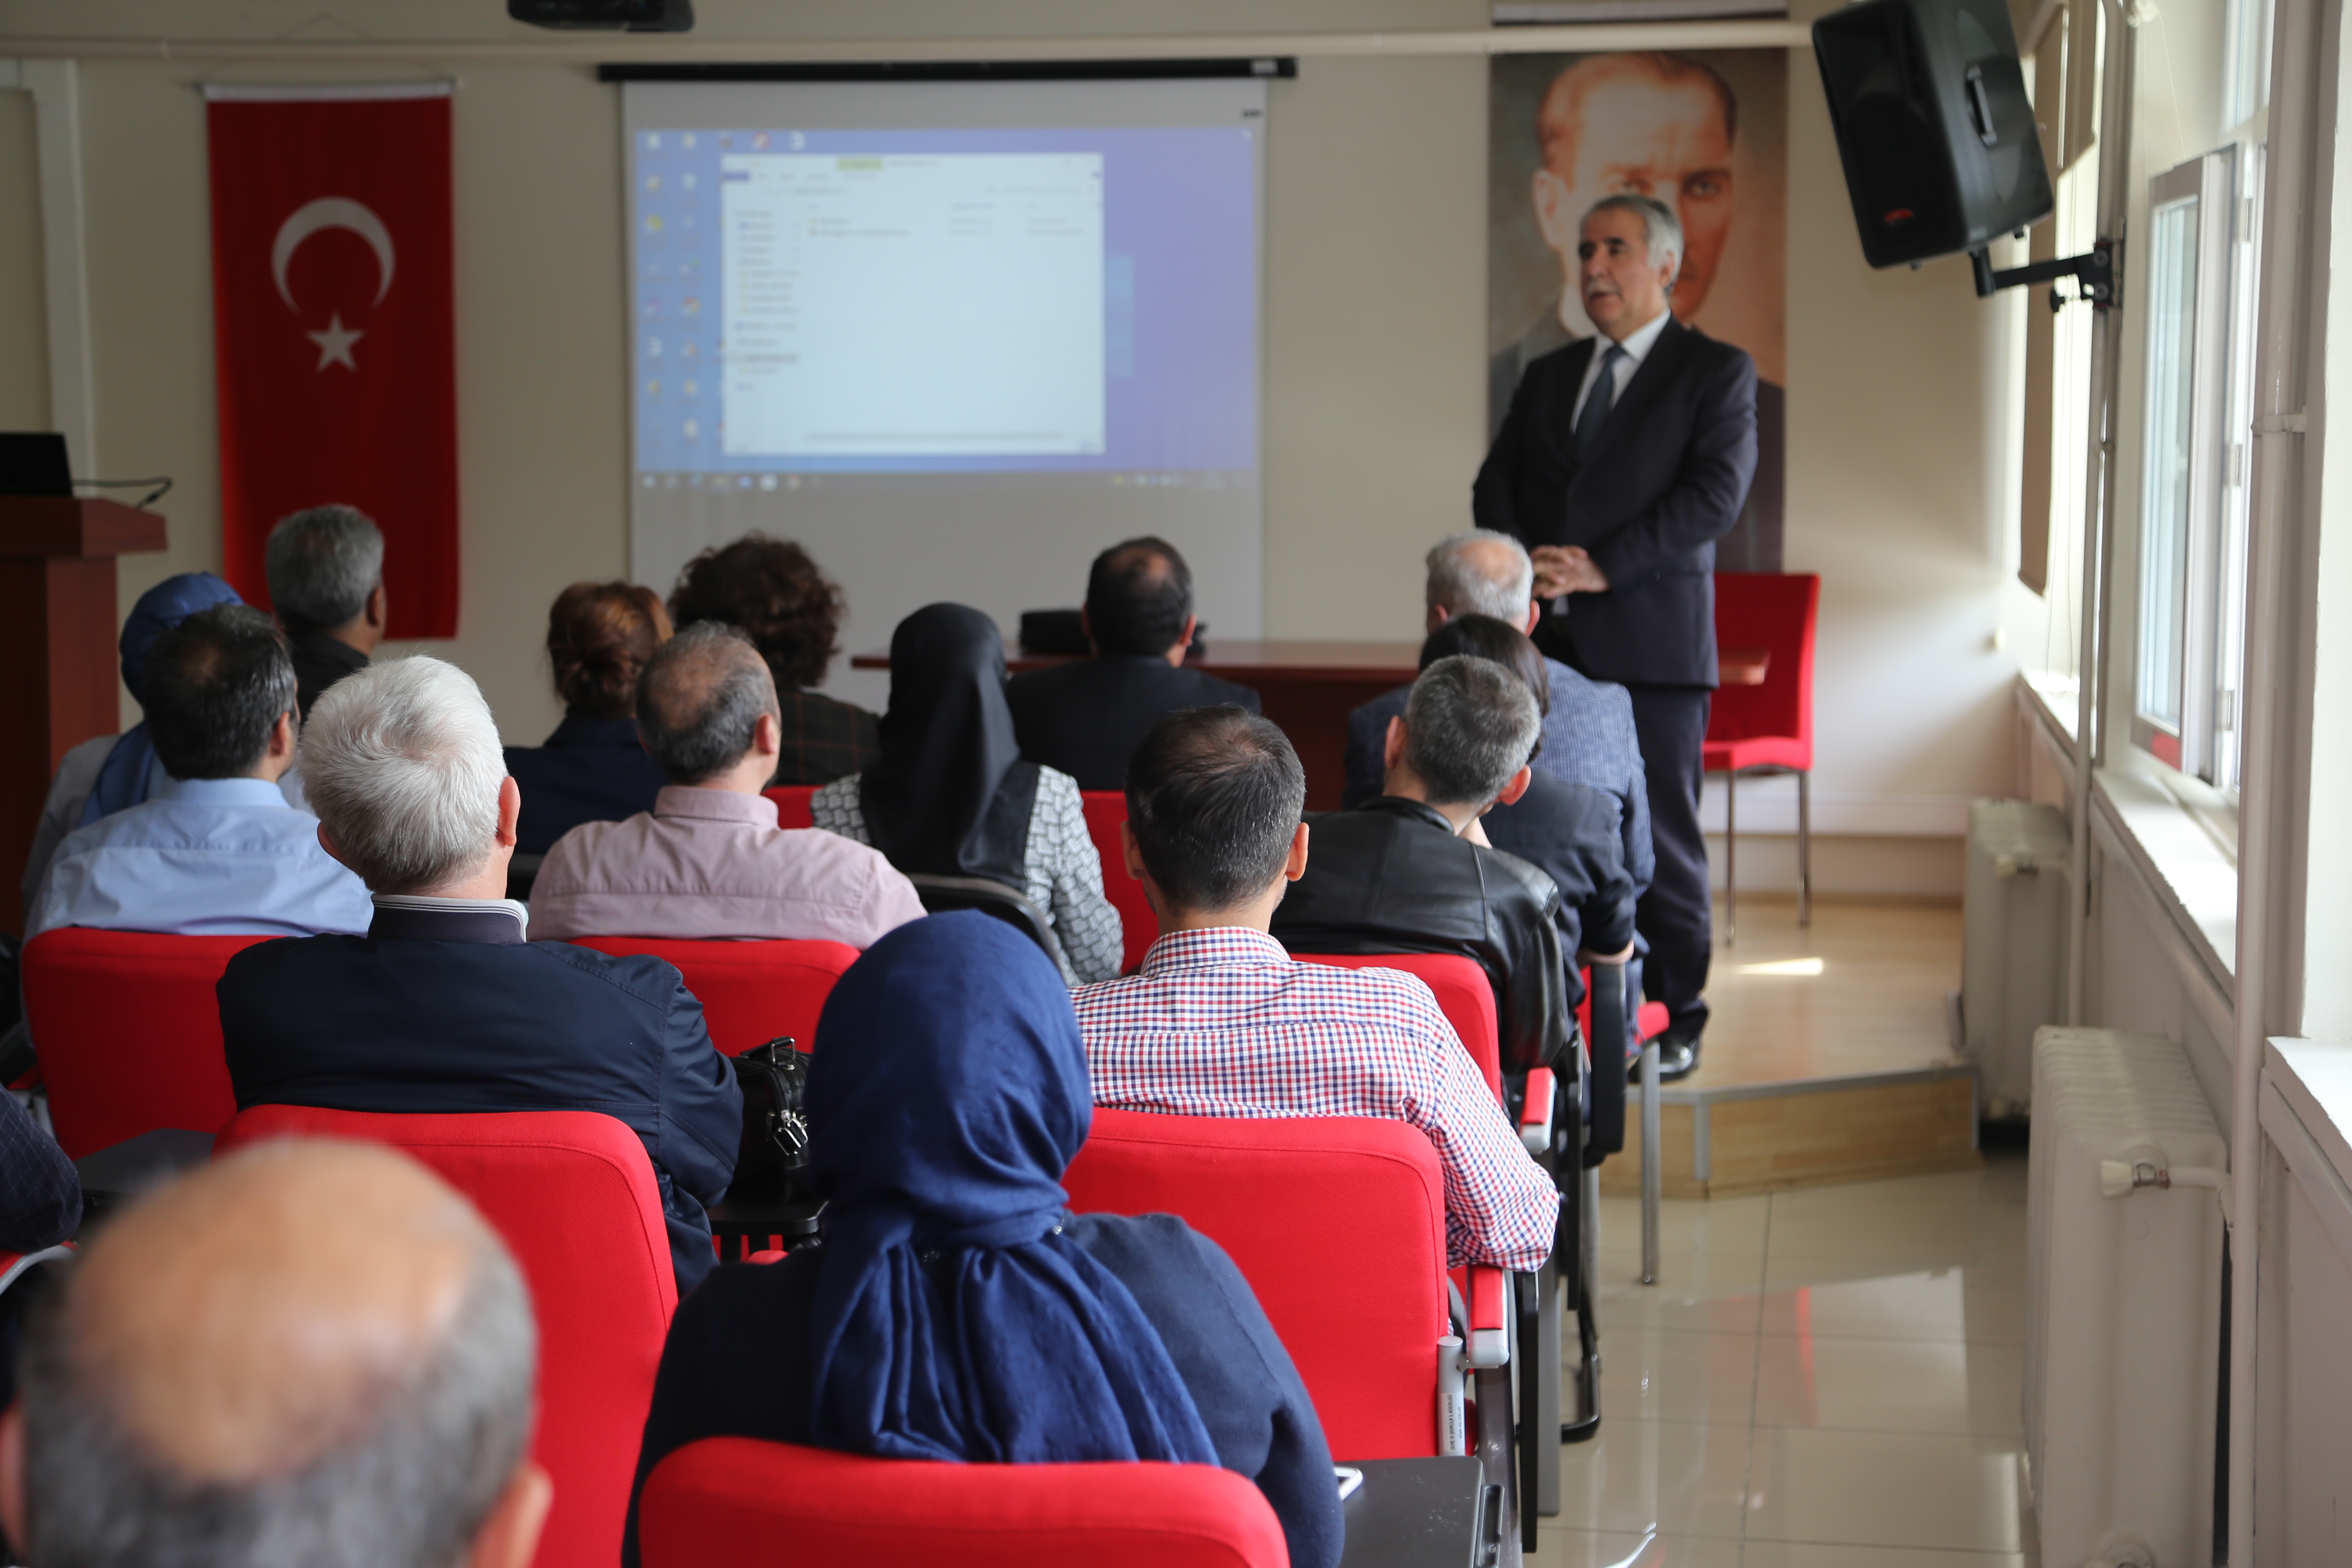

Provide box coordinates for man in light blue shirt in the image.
[30,605,371,940]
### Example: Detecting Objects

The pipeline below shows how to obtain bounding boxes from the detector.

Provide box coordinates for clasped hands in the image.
[1530,544,1608,597]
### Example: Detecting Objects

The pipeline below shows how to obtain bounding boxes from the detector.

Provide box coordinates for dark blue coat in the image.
[623,1212,1342,1568]
[217,900,743,1294]
[504,711,673,857]
[1473,317,1759,689]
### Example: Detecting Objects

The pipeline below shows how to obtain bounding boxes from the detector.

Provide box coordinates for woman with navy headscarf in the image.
[623,912,1344,1568]
[18,572,248,916]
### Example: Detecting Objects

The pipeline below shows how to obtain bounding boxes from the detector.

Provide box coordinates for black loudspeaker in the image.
[508,0,692,31]
[1813,0,2052,268]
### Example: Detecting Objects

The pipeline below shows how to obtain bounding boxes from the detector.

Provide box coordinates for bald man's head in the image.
[1086,536,1195,658]
[6,1141,541,1568]
[636,620,784,784]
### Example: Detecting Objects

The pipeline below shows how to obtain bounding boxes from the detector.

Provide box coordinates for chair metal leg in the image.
[1473,1358,1520,1566]
[1797,768,1813,928]
[1639,1039,1662,1286]
[1722,771,1736,947]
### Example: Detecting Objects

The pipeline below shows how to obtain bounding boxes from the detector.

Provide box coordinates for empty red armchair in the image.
[638,1436,1288,1568]
[565,937,858,1054]
[1065,1107,1502,1462]
[760,784,818,829]
[215,1107,676,1568]
[21,928,281,1157]
[1080,790,1157,974]
[1292,951,1501,1101]
[1706,572,1820,935]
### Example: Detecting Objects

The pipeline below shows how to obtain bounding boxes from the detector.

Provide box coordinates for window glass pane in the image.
[2136,194,2198,734]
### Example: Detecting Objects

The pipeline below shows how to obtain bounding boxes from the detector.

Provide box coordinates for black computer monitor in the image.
[0,433,71,498]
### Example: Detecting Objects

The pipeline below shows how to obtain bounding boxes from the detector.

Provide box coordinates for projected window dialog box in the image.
[720,152,1106,458]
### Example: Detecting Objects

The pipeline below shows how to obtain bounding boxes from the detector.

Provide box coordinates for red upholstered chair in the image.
[761,784,818,829]
[215,1106,674,1568]
[638,1437,1287,1568]
[1063,1108,1507,1467]
[565,936,858,1054]
[1705,572,1820,938]
[20,929,281,1158]
[1080,790,1158,974]
[1292,951,1501,1101]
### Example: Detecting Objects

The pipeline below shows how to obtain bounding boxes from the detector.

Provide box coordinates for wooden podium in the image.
[0,498,168,934]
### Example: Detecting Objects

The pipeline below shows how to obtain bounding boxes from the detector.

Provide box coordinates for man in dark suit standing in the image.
[1473,193,1758,1080]
[1005,537,1261,791]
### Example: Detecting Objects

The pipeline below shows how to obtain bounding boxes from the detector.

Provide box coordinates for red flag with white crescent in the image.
[206,84,457,639]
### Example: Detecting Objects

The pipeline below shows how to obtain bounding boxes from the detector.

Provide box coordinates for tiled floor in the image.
[1534,1152,2034,1566]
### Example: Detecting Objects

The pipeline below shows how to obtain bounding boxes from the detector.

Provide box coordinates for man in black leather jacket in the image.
[1272,656,1572,1074]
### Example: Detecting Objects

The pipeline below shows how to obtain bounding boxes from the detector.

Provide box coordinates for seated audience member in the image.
[0,1140,552,1568]
[215,656,742,1295]
[1420,615,1637,1005]
[505,581,675,856]
[531,623,924,945]
[0,1088,80,1411]
[668,533,876,786]
[1074,708,1557,1272]
[1274,656,1573,1078]
[1344,529,1651,900]
[30,606,372,940]
[626,914,1343,1568]
[266,503,387,719]
[20,572,252,916]
[813,603,1121,985]
[1004,536,1261,790]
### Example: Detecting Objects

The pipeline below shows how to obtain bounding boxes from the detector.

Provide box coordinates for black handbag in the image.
[728,1037,810,1204]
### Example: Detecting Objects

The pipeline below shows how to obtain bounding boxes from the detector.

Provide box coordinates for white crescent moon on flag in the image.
[272,197,395,312]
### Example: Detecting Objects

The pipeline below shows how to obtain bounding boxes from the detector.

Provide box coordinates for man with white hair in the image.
[1342,529,1652,900]
[0,1140,552,1568]
[214,657,743,1293]
[1473,192,1758,1081]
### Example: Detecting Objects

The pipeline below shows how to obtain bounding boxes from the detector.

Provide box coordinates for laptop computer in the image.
[0,432,72,497]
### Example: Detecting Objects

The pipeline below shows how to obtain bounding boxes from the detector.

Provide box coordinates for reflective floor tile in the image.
[1756,1257,2026,1345]
[1739,1544,2027,1568]
[1592,1251,1768,1335]
[1764,1164,2025,1269]
[1590,1329,1761,1427]
[1752,1334,2024,1437]
[1554,1419,1752,1540]
[1595,1193,1772,1260]
[1527,1526,1742,1566]
[1741,1427,2026,1552]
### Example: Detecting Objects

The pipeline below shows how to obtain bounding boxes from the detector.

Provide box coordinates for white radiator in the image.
[1963,799,2072,1118]
[2026,1027,2226,1568]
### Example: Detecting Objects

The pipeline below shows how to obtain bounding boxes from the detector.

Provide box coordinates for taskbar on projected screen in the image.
[635,470,1257,494]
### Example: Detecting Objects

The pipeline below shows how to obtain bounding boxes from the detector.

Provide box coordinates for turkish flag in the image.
[206,86,458,639]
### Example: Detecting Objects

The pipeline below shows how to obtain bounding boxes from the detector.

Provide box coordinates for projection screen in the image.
[621,79,1267,704]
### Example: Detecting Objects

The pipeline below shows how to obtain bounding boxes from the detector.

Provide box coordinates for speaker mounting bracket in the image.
[1969,240,2116,309]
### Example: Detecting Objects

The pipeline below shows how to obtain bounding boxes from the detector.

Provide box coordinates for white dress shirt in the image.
[1568,308,1675,428]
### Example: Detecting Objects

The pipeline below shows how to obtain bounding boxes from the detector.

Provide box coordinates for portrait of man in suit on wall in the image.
[1489,49,1787,572]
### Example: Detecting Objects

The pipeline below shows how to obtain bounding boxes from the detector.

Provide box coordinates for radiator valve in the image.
[2098,1157,2226,1199]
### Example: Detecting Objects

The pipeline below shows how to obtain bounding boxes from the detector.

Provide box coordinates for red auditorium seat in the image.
[21,929,280,1157]
[1293,950,1501,1100]
[761,784,818,829]
[1706,571,1820,936]
[1079,790,1157,973]
[638,1436,1287,1568]
[566,936,857,1054]
[215,1106,674,1568]
[1064,1107,1506,1463]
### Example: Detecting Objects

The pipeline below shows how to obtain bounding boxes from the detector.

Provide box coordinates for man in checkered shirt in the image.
[1072,707,1559,1273]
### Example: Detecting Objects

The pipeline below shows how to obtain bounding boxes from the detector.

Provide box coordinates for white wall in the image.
[2,0,2030,894]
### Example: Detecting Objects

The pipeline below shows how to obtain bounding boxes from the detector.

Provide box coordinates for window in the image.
[2131,147,2261,791]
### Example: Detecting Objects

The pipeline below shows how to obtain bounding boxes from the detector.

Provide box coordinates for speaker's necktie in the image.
[1574,343,1627,460]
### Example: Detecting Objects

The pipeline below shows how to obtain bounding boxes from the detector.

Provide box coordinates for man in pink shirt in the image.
[530,623,924,945]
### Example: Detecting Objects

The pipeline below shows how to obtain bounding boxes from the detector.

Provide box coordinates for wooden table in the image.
[854,639,1774,811]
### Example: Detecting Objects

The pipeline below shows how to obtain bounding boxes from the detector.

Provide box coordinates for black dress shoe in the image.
[1630,1028,1702,1083]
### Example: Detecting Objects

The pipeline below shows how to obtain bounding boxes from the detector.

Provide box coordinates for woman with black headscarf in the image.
[811,603,1122,984]
[623,913,1344,1568]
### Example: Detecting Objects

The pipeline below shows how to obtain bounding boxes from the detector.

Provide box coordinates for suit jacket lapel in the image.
[1583,316,1694,466]
[1540,337,1600,466]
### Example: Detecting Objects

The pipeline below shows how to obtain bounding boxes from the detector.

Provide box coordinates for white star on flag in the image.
[306,312,364,372]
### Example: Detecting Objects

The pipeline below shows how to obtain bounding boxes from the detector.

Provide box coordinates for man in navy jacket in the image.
[1473,193,1758,1080]
[217,655,742,1294]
